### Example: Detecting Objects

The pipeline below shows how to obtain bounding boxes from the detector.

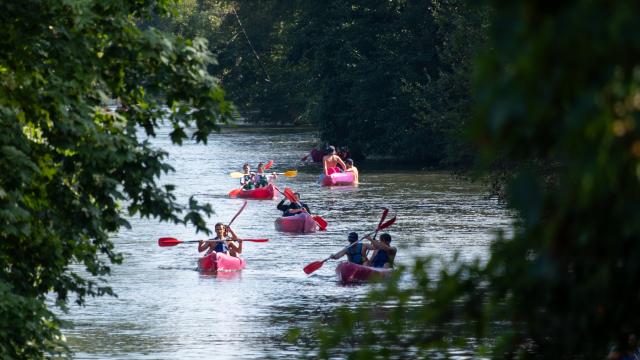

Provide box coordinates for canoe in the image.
[320,172,356,186]
[197,252,246,272]
[228,183,276,200]
[335,261,392,284]
[274,212,319,233]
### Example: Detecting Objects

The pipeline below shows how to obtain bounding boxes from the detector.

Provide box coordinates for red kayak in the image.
[228,183,276,200]
[335,261,392,284]
[274,212,319,233]
[197,252,246,272]
[321,172,356,186]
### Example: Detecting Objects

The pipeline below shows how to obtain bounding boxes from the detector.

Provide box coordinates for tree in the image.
[295,0,640,358]
[0,0,231,357]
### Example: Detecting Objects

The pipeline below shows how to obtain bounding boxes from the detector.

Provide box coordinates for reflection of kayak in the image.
[228,183,276,199]
[335,261,392,284]
[274,212,319,233]
[320,172,356,186]
[197,252,246,272]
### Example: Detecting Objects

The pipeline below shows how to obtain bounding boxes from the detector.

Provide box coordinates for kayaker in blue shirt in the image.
[364,233,396,268]
[198,223,242,257]
[330,232,373,265]
[276,192,310,217]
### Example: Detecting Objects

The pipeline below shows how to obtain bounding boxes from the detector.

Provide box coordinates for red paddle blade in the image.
[158,237,182,247]
[264,160,274,170]
[303,260,325,274]
[378,208,389,228]
[378,216,397,230]
[312,215,328,230]
[228,188,242,198]
[283,187,297,203]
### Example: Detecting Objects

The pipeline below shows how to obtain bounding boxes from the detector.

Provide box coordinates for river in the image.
[59,126,512,359]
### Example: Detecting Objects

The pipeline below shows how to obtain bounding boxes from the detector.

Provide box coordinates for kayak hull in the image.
[198,252,246,272]
[321,172,356,186]
[335,261,392,284]
[274,212,319,233]
[229,183,276,200]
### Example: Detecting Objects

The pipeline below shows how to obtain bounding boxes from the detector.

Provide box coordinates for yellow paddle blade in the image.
[282,170,298,177]
[229,171,244,178]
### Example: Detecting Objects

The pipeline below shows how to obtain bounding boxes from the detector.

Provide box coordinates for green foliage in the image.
[161,0,488,165]
[0,0,230,357]
[298,0,640,359]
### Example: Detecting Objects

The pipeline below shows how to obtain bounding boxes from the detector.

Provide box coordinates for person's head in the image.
[348,232,358,243]
[242,163,250,173]
[257,162,264,172]
[345,158,354,168]
[294,192,301,201]
[326,145,336,155]
[379,233,392,244]
[214,222,226,237]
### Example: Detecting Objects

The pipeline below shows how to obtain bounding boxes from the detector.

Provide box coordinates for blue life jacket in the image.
[214,240,228,253]
[347,243,364,265]
[371,249,390,268]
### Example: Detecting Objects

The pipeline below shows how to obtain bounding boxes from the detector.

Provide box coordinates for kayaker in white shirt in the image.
[198,223,242,257]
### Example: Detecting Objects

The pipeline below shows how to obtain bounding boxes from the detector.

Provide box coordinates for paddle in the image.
[373,207,389,240]
[227,200,248,227]
[280,186,328,231]
[264,159,274,170]
[158,237,269,246]
[303,214,397,275]
[229,170,297,178]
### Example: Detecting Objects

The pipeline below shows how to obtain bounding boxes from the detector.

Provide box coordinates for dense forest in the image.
[151,0,488,166]
[2,0,640,359]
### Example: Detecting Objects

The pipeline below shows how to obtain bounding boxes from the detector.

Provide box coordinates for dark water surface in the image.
[60,127,512,359]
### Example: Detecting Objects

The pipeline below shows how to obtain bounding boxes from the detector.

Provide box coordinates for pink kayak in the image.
[335,261,393,284]
[197,252,246,272]
[228,183,276,200]
[321,172,356,186]
[274,212,319,233]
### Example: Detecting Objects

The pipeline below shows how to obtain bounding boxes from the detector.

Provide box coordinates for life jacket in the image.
[371,249,390,268]
[255,172,268,187]
[347,243,364,265]
[214,239,229,253]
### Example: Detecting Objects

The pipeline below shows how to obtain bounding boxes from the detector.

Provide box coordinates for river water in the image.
[59,126,512,359]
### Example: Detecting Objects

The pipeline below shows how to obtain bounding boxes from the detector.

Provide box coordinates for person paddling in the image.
[323,145,347,176]
[239,163,255,190]
[276,192,310,217]
[330,232,373,265]
[344,158,359,184]
[198,223,242,258]
[254,162,276,188]
[364,233,396,268]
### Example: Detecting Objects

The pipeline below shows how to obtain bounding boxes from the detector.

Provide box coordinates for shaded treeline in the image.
[151,0,489,166]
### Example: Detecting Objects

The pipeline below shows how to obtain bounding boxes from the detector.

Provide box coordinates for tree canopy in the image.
[0,0,230,357]
[291,0,640,358]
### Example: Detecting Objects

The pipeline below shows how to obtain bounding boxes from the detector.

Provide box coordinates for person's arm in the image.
[226,226,242,255]
[361,243,371,264]
[276,199,288,211]
[302,203,311,213]
[197,240,209,253]
[336,156,347,171]
[323,157,330,175]
[366,235,397,254]
[330,247,349,260]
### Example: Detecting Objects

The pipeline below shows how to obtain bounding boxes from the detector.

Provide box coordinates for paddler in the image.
[239,163,255,190]
[330,232,373,265]
[254,162,277,188]
[322,145,347,176]
[198,223,242,258]
[276,192,310,217]
[363,233,396,268]
[344,158,359,184]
